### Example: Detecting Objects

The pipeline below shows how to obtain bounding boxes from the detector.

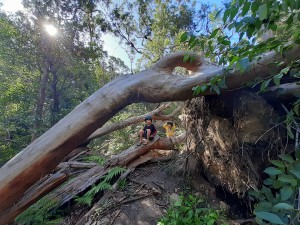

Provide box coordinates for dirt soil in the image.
[62,159,237,225]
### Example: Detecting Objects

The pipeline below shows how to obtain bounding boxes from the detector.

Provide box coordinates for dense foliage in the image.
[0,0,129,165]
[158,194,228,225]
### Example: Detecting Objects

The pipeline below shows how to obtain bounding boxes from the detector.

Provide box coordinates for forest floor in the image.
[61,157,255,225]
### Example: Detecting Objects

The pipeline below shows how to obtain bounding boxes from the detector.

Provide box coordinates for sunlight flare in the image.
[45,24,57,36]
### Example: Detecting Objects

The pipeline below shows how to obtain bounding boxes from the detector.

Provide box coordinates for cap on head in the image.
[145,115,152,121]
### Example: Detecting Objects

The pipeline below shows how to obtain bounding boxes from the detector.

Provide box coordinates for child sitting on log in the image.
[137,115,157,146]
[163,121,176,137]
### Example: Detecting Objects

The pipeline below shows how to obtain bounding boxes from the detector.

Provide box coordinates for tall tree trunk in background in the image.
[32,59,49,141]
[0,47,300,224]
[50,70,60,126]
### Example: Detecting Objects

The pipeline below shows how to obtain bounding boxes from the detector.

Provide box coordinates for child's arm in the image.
[163,123,168,130]
[171,124,176,132]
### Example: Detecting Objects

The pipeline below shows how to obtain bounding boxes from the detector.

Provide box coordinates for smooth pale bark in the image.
[270,82,300,98]
[0,46,300,224]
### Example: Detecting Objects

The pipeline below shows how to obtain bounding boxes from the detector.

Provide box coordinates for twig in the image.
[254,123,282,144]
[109,208,122,225]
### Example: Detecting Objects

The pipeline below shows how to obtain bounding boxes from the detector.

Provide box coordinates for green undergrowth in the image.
[16,197,63,225]
[158,194,229,225]
[75,166,126,206]
[250,150,300,224]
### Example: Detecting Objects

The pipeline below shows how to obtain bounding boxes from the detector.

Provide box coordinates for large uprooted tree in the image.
[1,0,300,224]
[0,46,299,224]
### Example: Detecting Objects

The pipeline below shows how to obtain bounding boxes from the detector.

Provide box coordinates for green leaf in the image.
[221,39,231,45]
[293,104,300,115]
[273,74,283,86]
[278,154,294,163]
[287,126,294,139]
[229,56,239,67]
[278,174,297,186]
[183,54,190,63]
[215,8,223,19]
[242,1,251,16]
[230,7,238,21]
[212,85,220,95]
[223,9,230,23]
[263,178,273,185]
[260,79,271,92]
[210,28,219,38]
[258,4,268,21]
[180,32,189,42]
[289,169,300,179]
[273,180,284,189]
[270,160,285,168]
[255,211,285,224]
[280,186,293,201]
[255,201,273,211]
[264,167,282,175]
[251,1,259,14]
[280,67,290,75]
[240,57,250,70]
[273,203,294,210]
[199,84,208,93]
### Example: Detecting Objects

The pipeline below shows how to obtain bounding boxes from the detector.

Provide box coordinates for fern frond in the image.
[93,182,112,193]
[104,167,126,182]
[75,195,94,206]
[84,155,106,165]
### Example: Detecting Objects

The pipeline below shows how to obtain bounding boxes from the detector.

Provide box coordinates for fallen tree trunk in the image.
[2,135,180,224]
[0,46,299,223]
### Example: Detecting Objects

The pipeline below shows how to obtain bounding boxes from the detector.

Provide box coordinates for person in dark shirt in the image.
[137,115,157,146]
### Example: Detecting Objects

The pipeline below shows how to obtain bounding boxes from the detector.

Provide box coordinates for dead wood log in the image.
[1,47,300,224]
[56,161,98,169]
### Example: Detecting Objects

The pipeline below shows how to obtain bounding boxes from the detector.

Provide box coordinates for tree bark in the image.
[32,59,49,141]
[0,46,300,224]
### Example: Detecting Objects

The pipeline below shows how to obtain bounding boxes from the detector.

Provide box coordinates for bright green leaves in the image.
[279,153,294,163]
[264,167,282,175]
[210,28,219,38]
[192,76,225,96]
[241,1,251,16]
[258,4,268,21]
[158,195,228,225]
[76,166,126,206]
[252,152,300,224]
[280,186,293,201]
[180,31,189,42]
[260,79,271,92]
[273,203,294,210]
[255,212,285,225]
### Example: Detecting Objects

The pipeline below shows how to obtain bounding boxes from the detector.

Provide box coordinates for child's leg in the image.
[138,129,144,145]
[144,129,151,144]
